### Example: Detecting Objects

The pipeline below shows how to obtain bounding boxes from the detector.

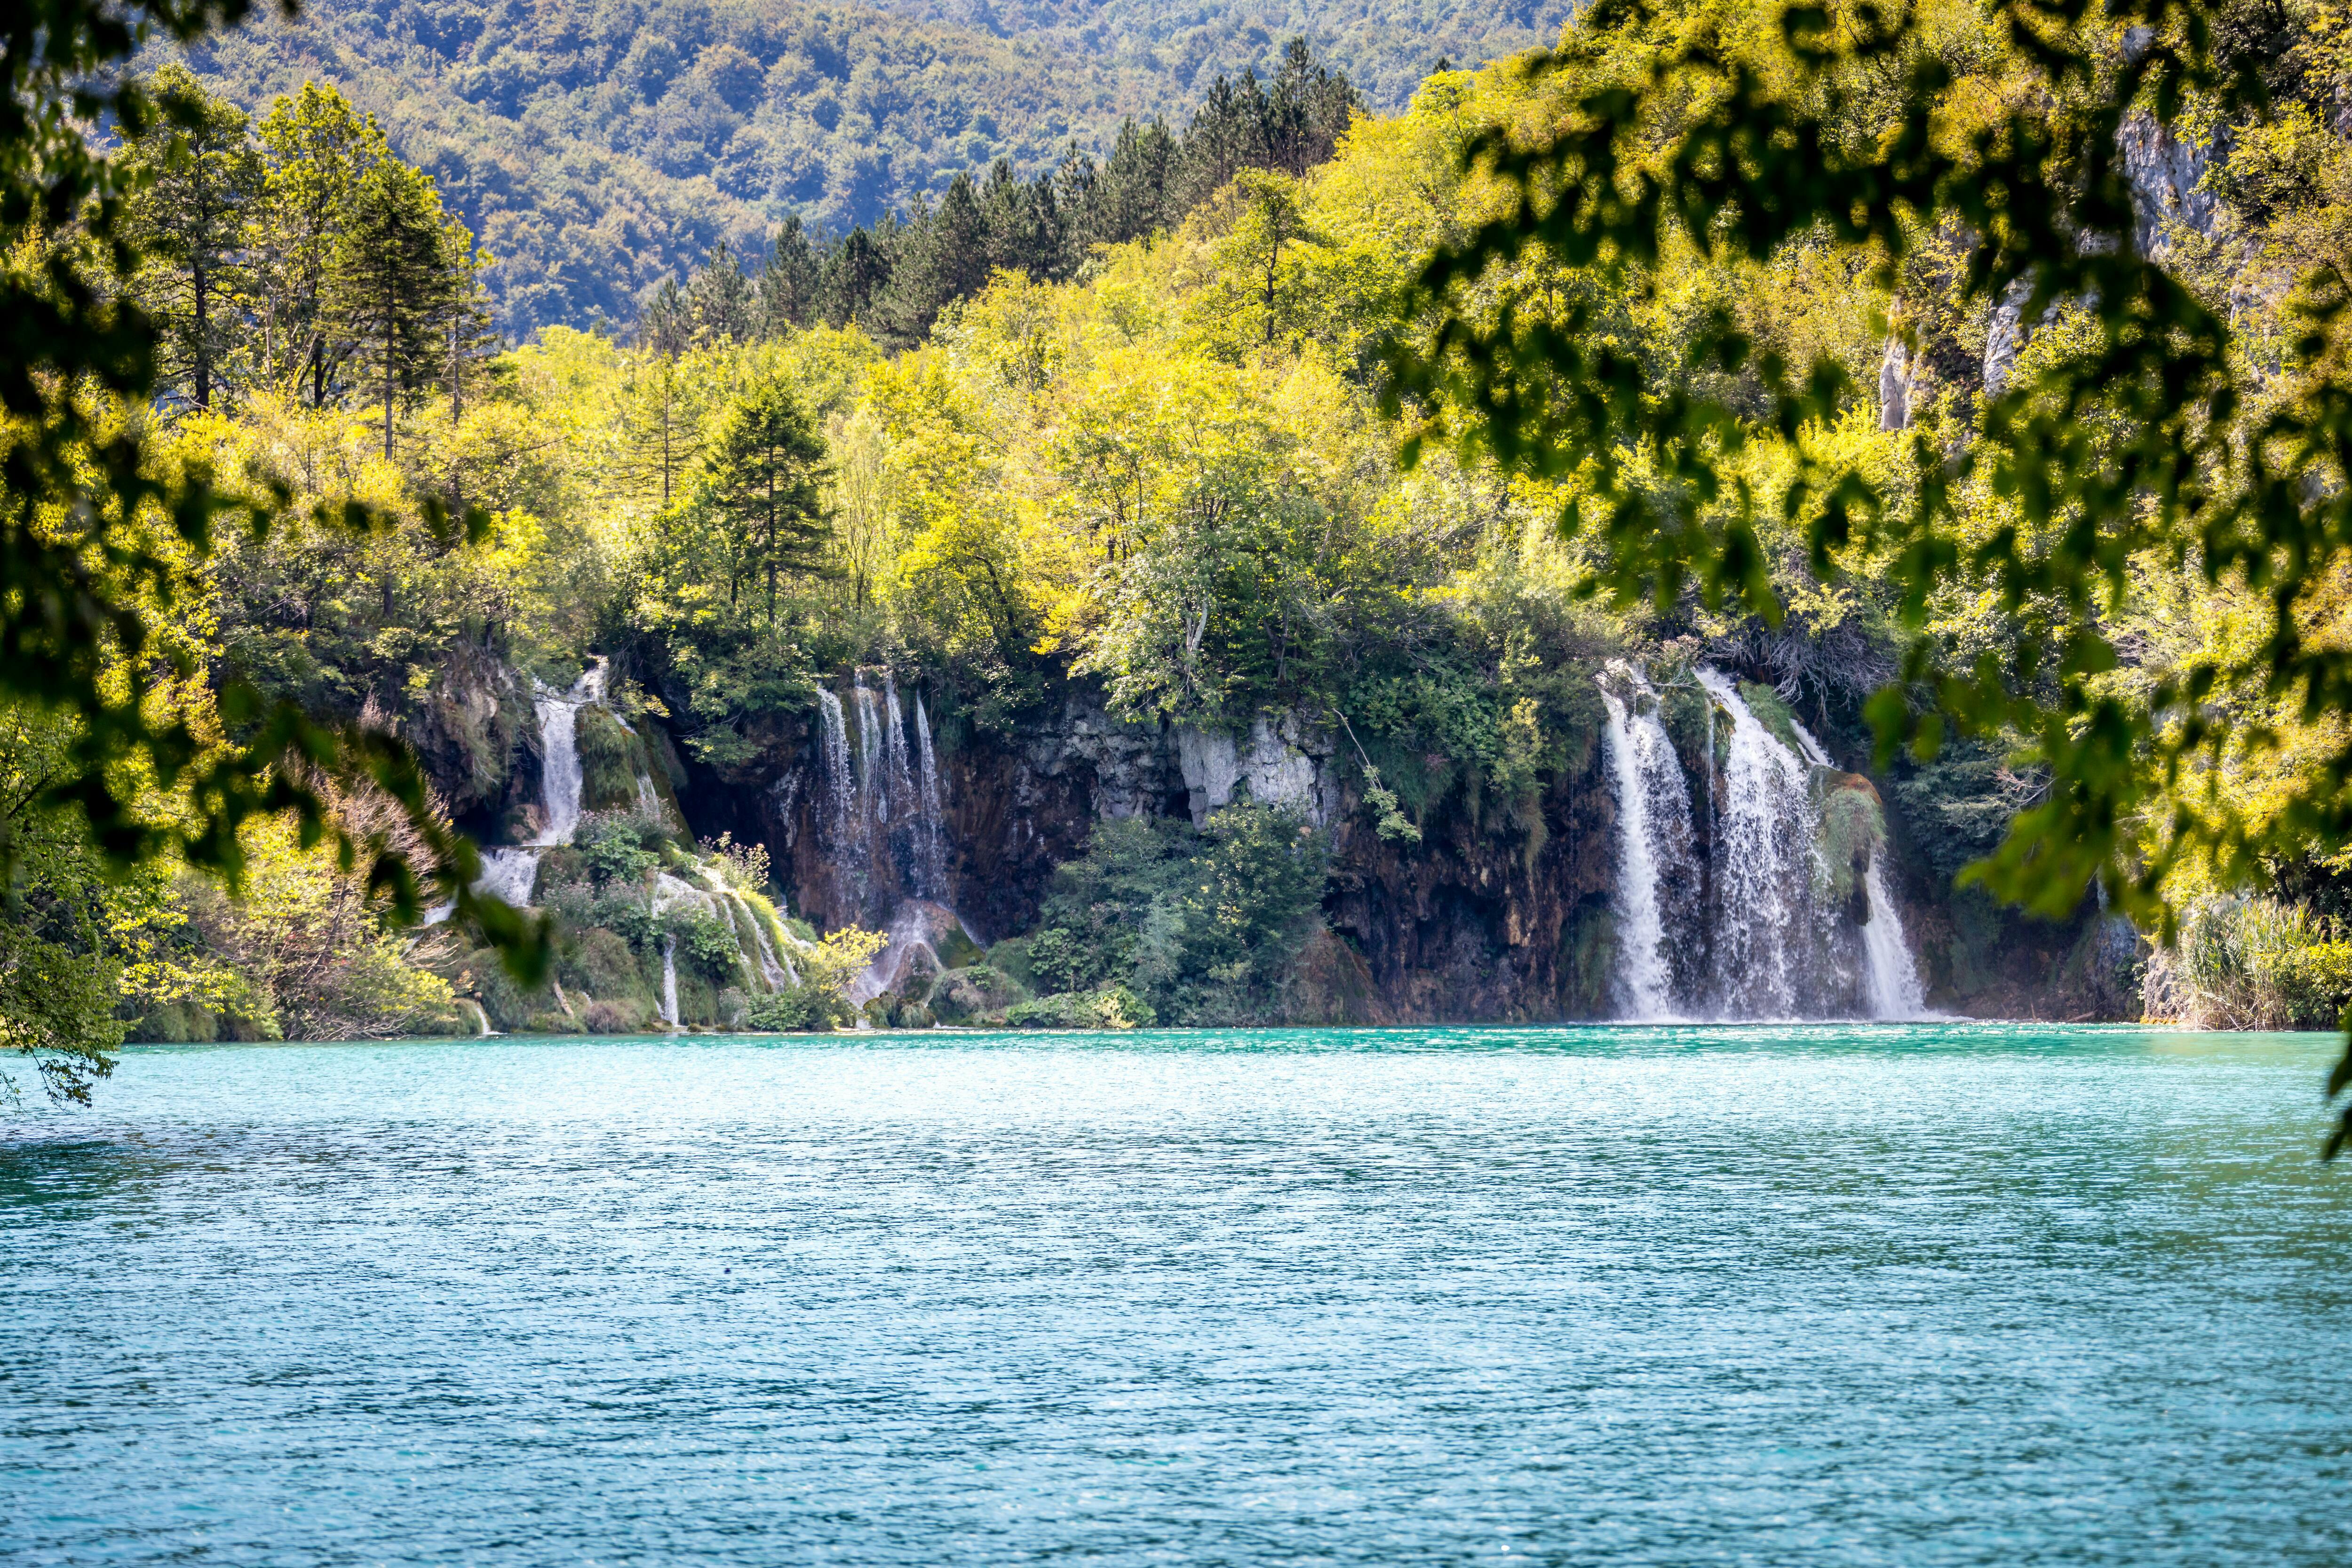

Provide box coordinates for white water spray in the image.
[1861,855,1933,1019]
[1599,666,1699,1018]
[1696,670,1818,1019]
[914,694,948,900]
[660,934,679,1030]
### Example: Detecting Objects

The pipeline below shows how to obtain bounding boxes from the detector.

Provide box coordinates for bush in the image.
[2155,897,2352,1030]
[1003,986,1147,1029]
[1026,926,1102,993]
[670,911,745,979]
[576,812,663,886]
[745,984,845,1031]
[929,964,1028,1023]
[583,998,653,1034]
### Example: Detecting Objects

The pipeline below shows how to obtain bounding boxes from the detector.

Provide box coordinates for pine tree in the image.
[819,225,891,329]
[881,172,990,344]
[686,238,755,343]
[254,83,386,407]
[330,157,462,461]
[759,217,822,335]
[1085,117,1179,246]
[639,277,692,361]
[117,63,262,410]
[623,279,699,508]
[1264,38,1359,177]
[706,377,827,626]
[437,218,498,423]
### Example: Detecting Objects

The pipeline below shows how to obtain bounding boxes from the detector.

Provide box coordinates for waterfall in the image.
[883,673,916,822]
[1696,670,1818,1020]
[462,999,493,1037]
[914,694,948,900]
[660,934,679,1029]
[853,677,886,830]
[1861,855,1932,1019]
[1599,665,1699,1019]
[432,663,602,921]
[814,688,854,851]
[531,668,594,848]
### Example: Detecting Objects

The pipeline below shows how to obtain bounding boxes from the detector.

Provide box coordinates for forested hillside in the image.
[168,0,1552,333]
[859,0,1574,110]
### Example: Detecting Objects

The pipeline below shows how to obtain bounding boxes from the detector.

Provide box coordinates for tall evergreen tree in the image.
[759,217,822,335]
[1263,38,1360,177]
[819,225,891,329]
[882,172,991,344]
[1086,117,1179,246]
[330,157,461,460]
[705,378,827,626]
[254,83,385,408]
[118,63,261,410]
[437,218,498,424]
[686,238,755,343]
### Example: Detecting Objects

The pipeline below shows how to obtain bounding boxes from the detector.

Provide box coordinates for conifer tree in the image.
[330,157,461,461]
[759,217,822,335]
[622,280,699,509]
[117,63,261,410]
[254,83,385,407]
[882,172,990,344]
[819,225,891,329]
[705,378,827,626]
[686,238,755,343]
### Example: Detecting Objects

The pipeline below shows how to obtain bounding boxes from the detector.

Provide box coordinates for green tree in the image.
[706,376,829,625]
[331,154,464,460]
[254,81,385,406]
[116,61,261,409]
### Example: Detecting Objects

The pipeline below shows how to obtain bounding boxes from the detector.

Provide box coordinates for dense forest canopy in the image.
[161,0,1544,331]
[6,0,2352,1124]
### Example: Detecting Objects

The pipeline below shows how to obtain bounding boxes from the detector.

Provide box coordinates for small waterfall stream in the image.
[1862,855,1931,1018]
[1599,664,1699,1019]
[659,934,679,1029]
[913,694,948,900]
[1697,670,1815,1019]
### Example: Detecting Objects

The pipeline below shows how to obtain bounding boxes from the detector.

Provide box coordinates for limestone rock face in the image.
[2117,110,2221,259]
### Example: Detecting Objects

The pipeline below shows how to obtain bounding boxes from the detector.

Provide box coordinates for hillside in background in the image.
[171,0,1565,335]
[858,0,1575,110]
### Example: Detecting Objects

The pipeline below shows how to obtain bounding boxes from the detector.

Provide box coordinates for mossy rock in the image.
[1814,773,1885,905]
[935,922,985,971]
[560,927,653,1004]
[1738,681,1812,762]
[930,965,1029,1022]
[576,705,648,813]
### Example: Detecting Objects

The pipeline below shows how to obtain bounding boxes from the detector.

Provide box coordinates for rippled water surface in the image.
[3,1024,2347,1565]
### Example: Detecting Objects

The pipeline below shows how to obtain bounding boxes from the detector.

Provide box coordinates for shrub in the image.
[1003,986,1146,1029]
[2156,897,2352,1030]
[670,911,745,979]
[582,998,653,1034]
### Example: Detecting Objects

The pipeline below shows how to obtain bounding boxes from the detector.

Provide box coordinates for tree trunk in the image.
[192,258,210,408]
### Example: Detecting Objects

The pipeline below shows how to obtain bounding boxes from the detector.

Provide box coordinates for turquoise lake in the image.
[2,1024,2347,1564]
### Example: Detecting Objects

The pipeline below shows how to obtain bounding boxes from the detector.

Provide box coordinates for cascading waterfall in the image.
[853,678,886,832]
[882,673,916,823]
[1599,663,1936,1021]
[1696,669,1823,1020]
[1861,855,1932,1019]
[814,689,854,851]
[913,694,948,900]
[1598,665,1700,1019]
[660,934,679,1029]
